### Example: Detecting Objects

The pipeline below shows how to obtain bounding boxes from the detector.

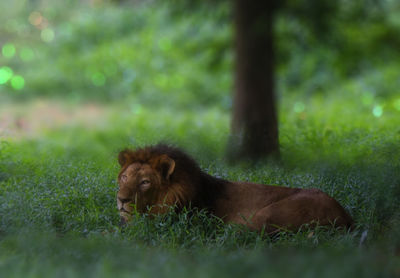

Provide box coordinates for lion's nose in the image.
[120,207,129,213]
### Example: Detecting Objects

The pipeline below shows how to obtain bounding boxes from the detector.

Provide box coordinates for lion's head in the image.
[117,149,176,224]
[117,144,225,225]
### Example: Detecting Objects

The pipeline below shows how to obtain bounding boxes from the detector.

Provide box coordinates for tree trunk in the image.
[229,0,279,160]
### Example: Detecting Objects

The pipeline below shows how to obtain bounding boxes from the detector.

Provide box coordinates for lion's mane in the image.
[119,144,226,212]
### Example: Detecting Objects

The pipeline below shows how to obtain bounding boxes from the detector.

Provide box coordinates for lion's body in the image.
[117,144,353,233]
[213,182,352,231]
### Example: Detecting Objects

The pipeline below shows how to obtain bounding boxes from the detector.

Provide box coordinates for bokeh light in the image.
[2,43,16,58]
[10,75,25,90]
[361,92,374,105]
[0,67,14,84]
[20,47,35,61]
[131,104,142,115]
[91,72,106,86]
[41,28,55,42]
[393,99,400,111]
[28,11,43,26]
[372,105,383,117]
[294,102,305,113]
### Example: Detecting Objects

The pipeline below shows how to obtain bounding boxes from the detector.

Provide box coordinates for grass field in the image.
[1,95,399,277]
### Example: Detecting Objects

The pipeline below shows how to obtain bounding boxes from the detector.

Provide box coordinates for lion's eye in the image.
[140,179,151,191]
[120,175,128,182]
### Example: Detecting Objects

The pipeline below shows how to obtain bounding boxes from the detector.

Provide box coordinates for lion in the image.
[117,144,353,233]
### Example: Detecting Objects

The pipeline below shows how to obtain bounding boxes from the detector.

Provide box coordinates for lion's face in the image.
[117,163,161,222]
[117,152,175,225]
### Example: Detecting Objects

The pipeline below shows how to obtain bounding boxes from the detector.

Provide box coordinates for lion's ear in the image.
[158,155,175,180]
[118,149,132,166]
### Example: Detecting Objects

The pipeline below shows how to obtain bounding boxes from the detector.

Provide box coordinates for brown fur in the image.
[117,144,353,233]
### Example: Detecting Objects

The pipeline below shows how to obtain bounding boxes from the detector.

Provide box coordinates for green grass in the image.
[0,233,396,278]
[1,96,400,277]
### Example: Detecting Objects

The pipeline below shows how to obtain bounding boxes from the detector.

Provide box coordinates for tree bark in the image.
[229,0,279,160]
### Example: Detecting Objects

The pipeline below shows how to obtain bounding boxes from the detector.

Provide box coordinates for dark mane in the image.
[123,144,227,212]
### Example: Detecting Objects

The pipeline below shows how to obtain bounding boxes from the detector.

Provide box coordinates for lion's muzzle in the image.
[117,195,134,226]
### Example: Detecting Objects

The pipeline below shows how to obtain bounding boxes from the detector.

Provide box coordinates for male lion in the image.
[117,144,353,233]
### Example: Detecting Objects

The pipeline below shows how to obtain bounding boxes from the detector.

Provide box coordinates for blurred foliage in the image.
[276,0,400,99]
[0,0,400,108]
[0,0,232,108]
